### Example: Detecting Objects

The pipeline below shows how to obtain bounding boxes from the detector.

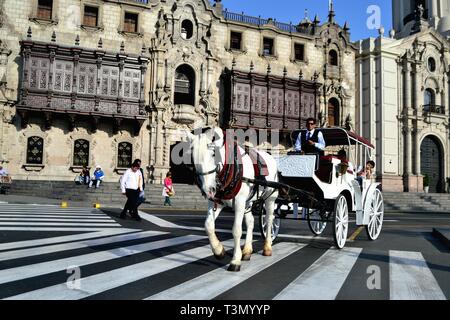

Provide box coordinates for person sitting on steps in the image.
[88,165,104,189]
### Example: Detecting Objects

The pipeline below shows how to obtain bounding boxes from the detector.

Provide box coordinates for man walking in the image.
[119,160,143,221]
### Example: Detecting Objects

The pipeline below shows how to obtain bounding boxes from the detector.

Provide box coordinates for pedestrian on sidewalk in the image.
[88,165,104,188]
[120,160,143,221]
[162,172,174,206]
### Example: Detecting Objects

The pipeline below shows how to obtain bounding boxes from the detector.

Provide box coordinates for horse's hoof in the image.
[262,249,272,257]
[227,264,241,272]
[214,247,226,260]
[242,253,252,261]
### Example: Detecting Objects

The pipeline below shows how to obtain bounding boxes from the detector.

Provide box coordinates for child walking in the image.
[162,172,174,206]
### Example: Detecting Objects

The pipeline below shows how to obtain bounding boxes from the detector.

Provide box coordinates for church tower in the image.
[392,0,450,38]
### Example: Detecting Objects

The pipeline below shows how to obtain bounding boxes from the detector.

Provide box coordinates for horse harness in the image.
[192,136,268,205]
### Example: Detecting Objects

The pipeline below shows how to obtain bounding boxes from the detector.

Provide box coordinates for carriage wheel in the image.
[332,194,349,249]
[259,208,281,242]
[306,208,327,236]
[365,188,384,240]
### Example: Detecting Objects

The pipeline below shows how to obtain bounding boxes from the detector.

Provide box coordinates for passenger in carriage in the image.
[356,160,375,187]
[294,118,326,156]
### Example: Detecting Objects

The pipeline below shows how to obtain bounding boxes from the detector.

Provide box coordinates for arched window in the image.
[181,20,193,39]
[328,98,340,127]
[26,136,44,164]
[174,64,195,106]
[118,142,132,168]
[427,57,436,72]
[73,139,89,166]
[424,88,435,108]
[329,50,338,66]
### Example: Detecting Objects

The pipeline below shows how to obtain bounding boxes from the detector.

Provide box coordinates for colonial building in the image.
[0,0,356,184]
[356,0,450,192]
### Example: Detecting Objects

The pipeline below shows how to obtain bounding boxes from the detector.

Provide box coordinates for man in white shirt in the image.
[294,118,326,156]
[119,161,143,221]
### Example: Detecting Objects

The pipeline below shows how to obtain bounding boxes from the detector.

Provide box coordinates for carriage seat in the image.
[316,156,336,183]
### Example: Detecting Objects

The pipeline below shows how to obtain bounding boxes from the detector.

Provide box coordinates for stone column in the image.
[403,60,412,176]
[404,126,412,176]
[412,63,421,112]
[403,60,412,111]
[413,127,420,175]
[442,73,448,116]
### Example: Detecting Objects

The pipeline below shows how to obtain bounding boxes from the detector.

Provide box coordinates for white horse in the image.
[185,127,279,272]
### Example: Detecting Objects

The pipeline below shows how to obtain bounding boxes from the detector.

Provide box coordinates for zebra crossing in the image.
[0,204,448,300]
[0,203,122,231]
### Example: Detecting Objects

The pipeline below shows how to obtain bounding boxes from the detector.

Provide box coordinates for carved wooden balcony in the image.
[17,37,149,130]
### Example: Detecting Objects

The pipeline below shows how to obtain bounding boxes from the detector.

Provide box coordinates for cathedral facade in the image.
[0,0,356,184]
[356,0,450,192]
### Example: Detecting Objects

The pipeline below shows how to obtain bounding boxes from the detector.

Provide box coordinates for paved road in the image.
[0,203,448,300]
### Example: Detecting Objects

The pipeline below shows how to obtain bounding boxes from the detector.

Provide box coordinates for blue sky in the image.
[217,0,392,42]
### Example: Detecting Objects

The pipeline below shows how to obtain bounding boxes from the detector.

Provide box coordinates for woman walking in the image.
[162,172,174,206]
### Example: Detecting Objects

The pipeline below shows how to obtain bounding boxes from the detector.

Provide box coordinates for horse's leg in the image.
[242,209,254,261]
[263,190,276,256]
[228,199,245,272]
[205,201,225,260]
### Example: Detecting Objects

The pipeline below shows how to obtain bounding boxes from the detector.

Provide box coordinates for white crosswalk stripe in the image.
[389,250,446,300]
[0,204,119,231]
[146,242,306,300]
[0,230,168,262]
[0,228,139,251]
[0,234,205,285]
[274,247,362,300]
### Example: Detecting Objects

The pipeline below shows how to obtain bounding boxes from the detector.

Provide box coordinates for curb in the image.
[432,228,450,249]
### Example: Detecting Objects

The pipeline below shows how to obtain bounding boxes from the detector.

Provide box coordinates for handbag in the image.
[167,190,174,197]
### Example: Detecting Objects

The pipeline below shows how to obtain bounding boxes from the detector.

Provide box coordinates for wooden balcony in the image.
[18,38,149,132]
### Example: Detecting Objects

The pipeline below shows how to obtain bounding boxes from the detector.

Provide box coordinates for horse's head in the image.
[186,127,224,200]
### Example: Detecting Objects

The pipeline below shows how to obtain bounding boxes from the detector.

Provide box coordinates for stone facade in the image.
[357,3,450,192]
[0,0,356,184]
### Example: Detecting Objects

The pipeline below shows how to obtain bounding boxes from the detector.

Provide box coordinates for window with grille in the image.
[294,43,305,61]
[118,142,132,168]
[230,32,242,50]
[100,66,119,97]
[83,6,99,27]
[73,139,90,166]
[53,61,73,93]
[37,0,53,20]
[26,136,44,164]
[29,58,49,90]
[124,12,138,33]
[263,38,274,56]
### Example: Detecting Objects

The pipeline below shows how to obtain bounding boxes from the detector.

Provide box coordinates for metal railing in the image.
[423,104,445,114]
[223,10,312,35]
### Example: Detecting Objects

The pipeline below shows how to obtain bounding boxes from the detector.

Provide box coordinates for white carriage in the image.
[258,128,384,249]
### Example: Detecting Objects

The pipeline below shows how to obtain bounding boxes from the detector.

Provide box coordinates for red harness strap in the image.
[214,141,244,202]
